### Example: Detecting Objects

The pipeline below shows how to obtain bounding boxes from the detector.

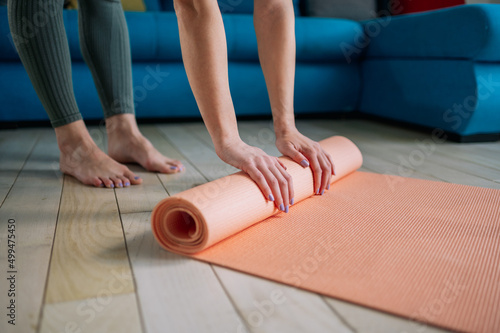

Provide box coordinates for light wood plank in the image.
[0,129,40,206]
[40,293,141,333]
[121,212,249,333]
[0,129,63,333]
[324,298,450,333]
[215,267,353,333]
[42,175,136,303]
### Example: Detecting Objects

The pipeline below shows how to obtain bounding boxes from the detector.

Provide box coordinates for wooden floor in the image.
[0,119,499,333]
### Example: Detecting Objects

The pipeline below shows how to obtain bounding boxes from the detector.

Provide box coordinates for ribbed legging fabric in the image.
[7,0,134,128]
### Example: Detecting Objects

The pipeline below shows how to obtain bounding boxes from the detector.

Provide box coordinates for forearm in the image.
[254,1,296,135]
[175,1,240,148]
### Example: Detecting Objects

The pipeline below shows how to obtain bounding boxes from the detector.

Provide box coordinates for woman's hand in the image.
[216,139,293,212]
[275,127,335,195]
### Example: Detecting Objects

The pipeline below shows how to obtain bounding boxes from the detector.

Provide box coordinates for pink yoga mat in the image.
[152,136,500,333]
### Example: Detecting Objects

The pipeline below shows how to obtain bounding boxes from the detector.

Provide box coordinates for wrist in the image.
[214,134,244,155]
[274,121,297,137]
[272,113,296,137]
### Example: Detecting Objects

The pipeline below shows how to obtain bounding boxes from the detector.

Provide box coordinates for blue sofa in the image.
[0,1,499,142]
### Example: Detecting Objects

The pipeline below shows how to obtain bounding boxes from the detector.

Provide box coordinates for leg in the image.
[77,0,184,173]
[254,0,334,195]
[7,0,141,188]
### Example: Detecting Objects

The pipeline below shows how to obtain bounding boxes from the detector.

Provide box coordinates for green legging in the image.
[7,0,134,127]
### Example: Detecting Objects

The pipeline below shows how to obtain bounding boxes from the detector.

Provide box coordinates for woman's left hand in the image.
[275,127,335,195]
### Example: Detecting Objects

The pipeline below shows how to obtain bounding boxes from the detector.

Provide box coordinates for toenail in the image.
[134,176,141,180]
[118,183,123,187]
[170,166,178,170]
[110,184,115,188]
[125,182,130,186]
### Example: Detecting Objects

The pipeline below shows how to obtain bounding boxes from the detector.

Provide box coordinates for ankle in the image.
[55,121,95,153]
[106,114,141,138]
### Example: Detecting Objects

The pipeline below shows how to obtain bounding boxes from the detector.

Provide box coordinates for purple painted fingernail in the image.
[285,205,289,213]
[300,159,309,168]
[269,194,275,201]
[321,189,325,195]
[279,203,285,211]
[290,198,294,205]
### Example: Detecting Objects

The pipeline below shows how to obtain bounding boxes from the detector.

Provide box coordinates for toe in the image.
[124,170,142,185]
[110,176,123,188]
[101,178,114,188]
[91,177,103,187]
[118,175,131,187]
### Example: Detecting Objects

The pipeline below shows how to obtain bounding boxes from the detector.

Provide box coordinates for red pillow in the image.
[392,0,465,15]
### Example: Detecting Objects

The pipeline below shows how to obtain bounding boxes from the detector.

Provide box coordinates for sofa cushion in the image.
[363,4,500,61]
[158,0,302,15]
[155,12,362,62]
[304,0,377,21]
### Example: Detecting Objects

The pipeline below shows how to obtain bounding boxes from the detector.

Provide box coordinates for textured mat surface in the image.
[152,136,500,333]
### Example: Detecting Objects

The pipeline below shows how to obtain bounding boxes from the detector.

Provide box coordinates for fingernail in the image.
[285,205,289,213]
[290,198,294,205]
[279,203,284,211]
[134,176,141,180]
[170,166,178,170]
[125,182,130,186]
[321,189,325,195]
[327,183,330,190]
[300,159,309,168]
[269,194,275,201]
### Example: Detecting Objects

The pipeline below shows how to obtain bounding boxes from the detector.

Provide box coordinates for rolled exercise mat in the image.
[152,136,500,333]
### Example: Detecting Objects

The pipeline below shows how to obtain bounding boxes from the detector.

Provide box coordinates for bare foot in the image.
[56,121,142,188]
[106,114,184,174]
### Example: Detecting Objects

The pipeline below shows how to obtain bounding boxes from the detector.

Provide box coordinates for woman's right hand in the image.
[215,138,294,213]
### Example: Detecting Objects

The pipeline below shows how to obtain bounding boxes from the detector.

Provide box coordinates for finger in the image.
[269,164,290,213]
[277,162,294,206]
[245,166,275,203]
[277,158,287,171]
[258,164,285,211]
[280,143,309,168]
[306,151,322,195]
[317,152,331,195]
[326,152,336,176]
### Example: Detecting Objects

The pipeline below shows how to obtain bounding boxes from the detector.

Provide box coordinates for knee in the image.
[254,0,292,20]
[173,0,217,19]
